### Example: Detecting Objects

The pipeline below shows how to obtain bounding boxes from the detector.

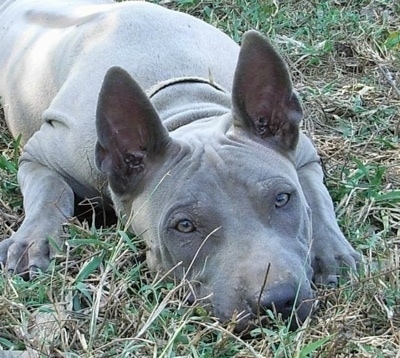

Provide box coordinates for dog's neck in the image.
[148,77,232,132]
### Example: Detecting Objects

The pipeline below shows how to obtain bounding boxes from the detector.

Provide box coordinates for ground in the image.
[0,0,399,357]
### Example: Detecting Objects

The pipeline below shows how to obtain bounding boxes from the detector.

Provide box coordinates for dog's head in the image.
[95,31,314,331]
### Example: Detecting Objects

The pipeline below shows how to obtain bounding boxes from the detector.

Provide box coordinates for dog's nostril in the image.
[253,287,297,319]
[248,285,315,330]
[283,298,295,310]
[261,297,295,320]
[252,285,314,328]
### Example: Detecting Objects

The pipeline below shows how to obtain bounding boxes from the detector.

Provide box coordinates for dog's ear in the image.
[95,66,171,194]
[232,31,303,152]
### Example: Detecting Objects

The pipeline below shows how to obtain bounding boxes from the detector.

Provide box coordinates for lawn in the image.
[0,0,399,356]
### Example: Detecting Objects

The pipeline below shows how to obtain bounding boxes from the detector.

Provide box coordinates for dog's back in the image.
[0,0,239,143]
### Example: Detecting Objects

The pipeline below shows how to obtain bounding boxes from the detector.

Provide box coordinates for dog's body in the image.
[0,0,359,329]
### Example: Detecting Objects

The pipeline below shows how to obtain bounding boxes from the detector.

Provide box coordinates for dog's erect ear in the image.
[95,66,171,194]
[232,31,303,152]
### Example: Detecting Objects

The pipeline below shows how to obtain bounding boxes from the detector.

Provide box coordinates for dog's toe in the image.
[313,247,360,288]
[0,238,14,266]
[4,240,30,276]
[0,235,52,278]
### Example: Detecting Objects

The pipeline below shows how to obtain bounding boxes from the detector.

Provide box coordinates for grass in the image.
[0,0,400,356]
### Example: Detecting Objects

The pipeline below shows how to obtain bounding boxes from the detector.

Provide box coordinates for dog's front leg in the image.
[0,159,74,278]
[296,134,361,286]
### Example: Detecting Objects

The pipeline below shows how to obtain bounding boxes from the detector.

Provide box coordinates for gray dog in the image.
[0,0,360,330]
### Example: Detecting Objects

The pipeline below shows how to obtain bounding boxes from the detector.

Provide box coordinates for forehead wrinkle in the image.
[204,142,225,168]
[168,141,231,197]
[220,138,296,177]
[204,140,256,190]
[172,132,297,201]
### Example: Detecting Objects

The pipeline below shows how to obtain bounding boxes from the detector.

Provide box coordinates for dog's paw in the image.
[311,235,361,287]
[0,233,52,279]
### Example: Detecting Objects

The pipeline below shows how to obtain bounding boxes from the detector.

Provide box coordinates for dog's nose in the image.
[251,285,314,326]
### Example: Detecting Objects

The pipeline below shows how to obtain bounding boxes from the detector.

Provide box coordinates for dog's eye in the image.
[275,193,290,208]
[175,219,196,233]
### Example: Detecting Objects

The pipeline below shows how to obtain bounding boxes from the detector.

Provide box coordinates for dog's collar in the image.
[147,77,228,98]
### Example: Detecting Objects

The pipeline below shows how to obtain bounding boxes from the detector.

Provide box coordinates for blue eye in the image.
[275,193,290,208]
[175,219,196,233]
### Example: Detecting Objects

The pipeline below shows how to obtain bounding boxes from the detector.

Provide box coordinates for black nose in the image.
[251,285,314,328]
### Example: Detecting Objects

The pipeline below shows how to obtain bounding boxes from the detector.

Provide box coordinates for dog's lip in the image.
[233,293,317,333]
[184,281,316,332]
[233,306,313,334]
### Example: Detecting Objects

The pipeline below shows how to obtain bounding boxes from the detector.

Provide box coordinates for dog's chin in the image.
[233,317,293,338]
[184,283,315,335]
[209,299,315,336]
[234,303,315,337]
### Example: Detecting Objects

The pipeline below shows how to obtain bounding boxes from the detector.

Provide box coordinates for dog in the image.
[0,0,360,330]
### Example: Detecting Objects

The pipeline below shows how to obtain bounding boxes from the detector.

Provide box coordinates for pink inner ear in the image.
[99,69,154,154]
[97,67,170,149]
[232,31,303,151]
[95,66,171,182]
[102,102,150,154]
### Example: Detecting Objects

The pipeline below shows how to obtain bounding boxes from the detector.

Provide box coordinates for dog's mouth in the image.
[232,295,317,334]
[184,282,317,333]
